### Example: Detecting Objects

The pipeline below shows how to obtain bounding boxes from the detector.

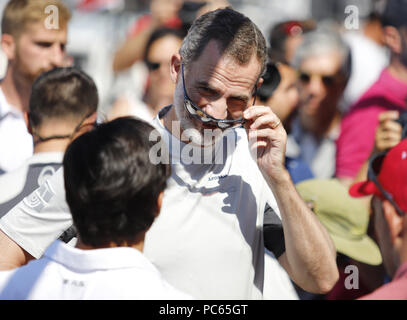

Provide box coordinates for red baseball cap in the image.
[349,139,407,213]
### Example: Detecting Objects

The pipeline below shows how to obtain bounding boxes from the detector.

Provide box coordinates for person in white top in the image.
[0,0,71,173]
[0,67,98,223]
[0,117,192,300]
[0,8,338,299]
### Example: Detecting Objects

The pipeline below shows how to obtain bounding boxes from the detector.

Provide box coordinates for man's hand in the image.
[243,106,287,182]
[374,111,402,153]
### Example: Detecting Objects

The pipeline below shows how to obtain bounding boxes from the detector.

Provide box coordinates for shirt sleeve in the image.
[335,107,385,179]
[0,168,72,259]
[263,202,286,259]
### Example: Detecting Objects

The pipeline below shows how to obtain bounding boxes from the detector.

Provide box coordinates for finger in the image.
[248,128,285,143]
[378,110,399,123]
[243,106,275,120]
[250,114,281,130]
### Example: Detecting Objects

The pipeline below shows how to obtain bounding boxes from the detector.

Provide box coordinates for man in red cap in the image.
[349,138,407,299]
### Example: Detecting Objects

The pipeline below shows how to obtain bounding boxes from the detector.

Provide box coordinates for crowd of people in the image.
[0,0,406,301]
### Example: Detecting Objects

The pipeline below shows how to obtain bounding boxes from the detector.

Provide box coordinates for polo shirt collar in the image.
[0,86,21,118]
[44,240,156,272]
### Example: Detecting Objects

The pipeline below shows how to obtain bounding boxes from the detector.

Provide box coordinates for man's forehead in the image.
[188,41,261,84]
[22,21,67,38]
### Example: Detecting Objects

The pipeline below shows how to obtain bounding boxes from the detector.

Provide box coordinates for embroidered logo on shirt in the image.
[208,175,227,181]
[62,279,85,287]
[23,182,55,212]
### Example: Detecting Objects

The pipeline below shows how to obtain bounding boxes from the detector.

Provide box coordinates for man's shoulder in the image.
[359,278,407,300]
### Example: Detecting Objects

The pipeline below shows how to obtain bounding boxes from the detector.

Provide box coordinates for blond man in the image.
[0,0,71,173]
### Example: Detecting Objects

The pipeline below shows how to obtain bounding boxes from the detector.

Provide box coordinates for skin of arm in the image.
[244,105,339,294]
[0,229,34,270]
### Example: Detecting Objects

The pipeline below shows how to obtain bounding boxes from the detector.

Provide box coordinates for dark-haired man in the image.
[0,8,338,299]
[0,0,71,173]
[0,67,98,225]
[0,117,191,299]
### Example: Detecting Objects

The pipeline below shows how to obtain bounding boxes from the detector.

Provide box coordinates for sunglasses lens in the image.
[372,154,385,176]
[146,61,160,71]
[185,101,196,115]
[299,73,310,83]
[322,76,335,86]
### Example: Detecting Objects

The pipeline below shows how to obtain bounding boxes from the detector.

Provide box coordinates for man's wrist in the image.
[263,167,292,188]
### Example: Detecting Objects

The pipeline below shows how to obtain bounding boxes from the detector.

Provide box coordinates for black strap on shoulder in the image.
[263,202,286,258]
[0,162,62,218]
[58,225,77,243]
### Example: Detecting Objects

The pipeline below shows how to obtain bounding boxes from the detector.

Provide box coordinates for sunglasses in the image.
[29,110,96,143]
[145,60,161,71]
[368,151,405,217]
[298,71,343,87]
[181,63,256,130]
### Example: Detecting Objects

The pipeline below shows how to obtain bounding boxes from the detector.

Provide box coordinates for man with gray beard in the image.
[0,8,338,299]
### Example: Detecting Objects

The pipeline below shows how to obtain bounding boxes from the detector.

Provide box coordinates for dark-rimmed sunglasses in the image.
[181,63,256,130]
[298,71,343,87]
[29,110,96,143]
[368,151,405,217]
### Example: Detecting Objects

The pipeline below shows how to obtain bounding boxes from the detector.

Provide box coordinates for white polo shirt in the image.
[0,87,33,173]
[0,106,282,299]
[0,240,192,300]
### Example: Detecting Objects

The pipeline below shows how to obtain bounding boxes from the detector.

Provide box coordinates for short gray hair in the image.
[179,7,267,77]
[292,27,352,80]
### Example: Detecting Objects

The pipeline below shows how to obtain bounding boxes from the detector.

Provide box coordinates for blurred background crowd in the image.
[1,0,407,300]
[0,0,389,121]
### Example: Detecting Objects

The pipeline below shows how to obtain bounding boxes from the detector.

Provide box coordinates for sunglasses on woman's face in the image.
[368,152,405,217]
[181,63,257,130]
[298,71,343,87]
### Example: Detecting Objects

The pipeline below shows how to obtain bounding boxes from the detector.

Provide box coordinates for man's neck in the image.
[0,66,31,113]
[75,236,145,253]
[33,138,70,154]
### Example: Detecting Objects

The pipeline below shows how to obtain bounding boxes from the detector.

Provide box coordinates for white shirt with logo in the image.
[0,108,283,299]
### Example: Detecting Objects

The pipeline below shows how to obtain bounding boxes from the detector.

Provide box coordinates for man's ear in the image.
[257,77,264,89]
[1,34,16,60]
[383,26,402,54]
[382,200,404,245]
[170,53,181,84]
[24,112,32,134]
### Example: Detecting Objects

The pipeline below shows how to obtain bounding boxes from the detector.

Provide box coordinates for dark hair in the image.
[143,27,186,64]
[180,7,267,77]
[29,67,98,129]
[268,20,316,64]
[63,117,171,247]
[381,0,407,29]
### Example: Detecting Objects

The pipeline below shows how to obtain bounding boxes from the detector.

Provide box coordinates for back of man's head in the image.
[179,7,267,76]
[2,0,71,39]
[63,117,171,248]
[28,67,99,132]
